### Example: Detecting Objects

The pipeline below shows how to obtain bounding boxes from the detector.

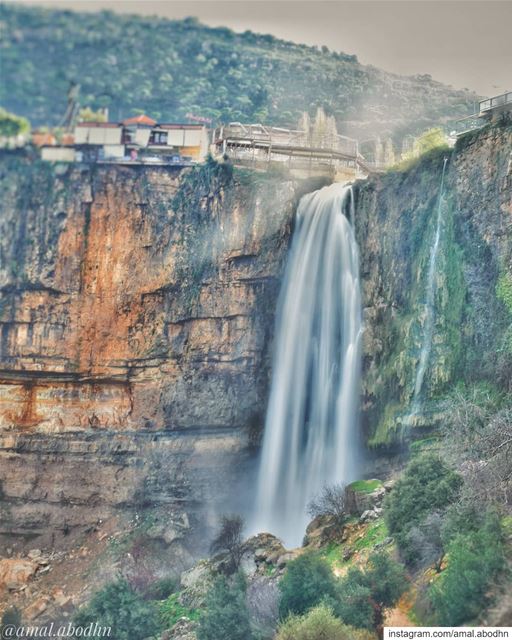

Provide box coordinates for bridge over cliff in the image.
[211,122,377,179]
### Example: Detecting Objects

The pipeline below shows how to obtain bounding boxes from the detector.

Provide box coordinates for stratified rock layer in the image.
[0,156,321,553]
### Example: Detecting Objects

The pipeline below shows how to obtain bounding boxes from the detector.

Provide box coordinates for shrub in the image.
[416,128,449,155]
[384,454,462,562]
[429,513,505,626]
[197,573,254,640]
[209,514,245,571]
[497,272,512,316]
[442,385,512,504]
[276,604,375,640]
[336,552,407,631]
[335,574,374,630]
[307,483,347,524]
[279,553,338,619]
[145,576,177,600]
[159,592,200,629]
[404,511,444,570]
[0,107,30,138]
[74,579,160,640]
[1,608,22,634]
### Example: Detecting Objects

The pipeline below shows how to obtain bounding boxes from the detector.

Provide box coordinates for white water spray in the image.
[252,183,363,547]
[408,157,448,419]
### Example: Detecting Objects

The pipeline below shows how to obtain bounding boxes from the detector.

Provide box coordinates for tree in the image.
[210,514,245,571]
[405,511,444,571]
[0,107,30,138]
[197,573,254,640]
[336,552,407,633]
[78,106,107,122]
[335,575,374,630]
[279,553,338,619]
[276,604,374,640]
[384,454,462,563]
[307,482,347,525]
[416,127,448,156]
[429,512,504,626]
[74,580,160,640]
[1,608,22,635]
[442,385,512,507]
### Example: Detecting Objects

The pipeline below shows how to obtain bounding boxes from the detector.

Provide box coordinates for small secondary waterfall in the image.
[408,157,448,419]
[253,183,363,547]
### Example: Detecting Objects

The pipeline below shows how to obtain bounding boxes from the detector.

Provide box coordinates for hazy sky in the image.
[10,0,512,96]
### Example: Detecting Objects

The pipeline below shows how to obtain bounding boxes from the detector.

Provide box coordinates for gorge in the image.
[0,117,511,616]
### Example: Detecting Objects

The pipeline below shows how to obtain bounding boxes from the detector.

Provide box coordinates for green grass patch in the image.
[348,479,383,494]
[502,515,512,538]
[353,519,389,552]
[321,542,344,569]
[321,519,390,571]
[409,436,442,455]
[159,592,200,629]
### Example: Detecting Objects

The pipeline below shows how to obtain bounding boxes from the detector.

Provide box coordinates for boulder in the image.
[303,514,346,548]
[241,533,286,574]
[276,550,302,568]
[243,533,285,563]
[165,618,197,640]
[0,558,38,592]
[359,509,379,523]
[25,595,50,620]
[345,480,385,516]
[179,560,215,608]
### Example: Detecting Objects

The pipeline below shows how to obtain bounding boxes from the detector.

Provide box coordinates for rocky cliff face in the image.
[0,155,323,560]
[0,120,510,611]
[355,118,512,446]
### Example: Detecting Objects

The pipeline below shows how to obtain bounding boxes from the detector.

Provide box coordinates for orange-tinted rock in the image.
[0,157,315,555]
[0,558,37,592]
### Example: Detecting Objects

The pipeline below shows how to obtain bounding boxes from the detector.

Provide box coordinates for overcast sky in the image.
[10,0,512,97]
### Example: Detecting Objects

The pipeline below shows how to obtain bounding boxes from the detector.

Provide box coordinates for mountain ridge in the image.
[0,4,477,141]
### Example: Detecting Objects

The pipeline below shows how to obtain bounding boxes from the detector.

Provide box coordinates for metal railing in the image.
[479,91,512,114]
[452,114,486,136]
[212,122,359,158]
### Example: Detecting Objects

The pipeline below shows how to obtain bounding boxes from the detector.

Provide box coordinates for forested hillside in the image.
[0,4,477,139]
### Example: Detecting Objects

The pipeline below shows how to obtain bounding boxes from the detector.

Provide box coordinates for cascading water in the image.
[407,157,448,421]
[252,183,363,547]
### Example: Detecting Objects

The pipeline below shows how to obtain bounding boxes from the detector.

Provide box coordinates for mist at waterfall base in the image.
[252,183,363,548]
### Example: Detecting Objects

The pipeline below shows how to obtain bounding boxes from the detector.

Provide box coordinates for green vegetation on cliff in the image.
[75,580,161,640]
[198,573,253,640]
[429,513,505,626]
[357,120,512,447]
[0,4,475,136]
[384,454,462,563]
[276,604,374,640]
[0,107,30,137]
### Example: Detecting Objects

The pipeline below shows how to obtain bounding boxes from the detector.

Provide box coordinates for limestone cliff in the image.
[0,120,510,611]
[355,118,512,446]
[0,154,322,558]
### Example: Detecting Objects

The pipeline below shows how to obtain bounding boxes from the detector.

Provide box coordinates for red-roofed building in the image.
[71,115,210,163]
[121,114,157,127]
[38,114,211,164]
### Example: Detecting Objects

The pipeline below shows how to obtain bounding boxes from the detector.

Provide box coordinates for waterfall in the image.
[252,183,363,547]
[408,158,448,419]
